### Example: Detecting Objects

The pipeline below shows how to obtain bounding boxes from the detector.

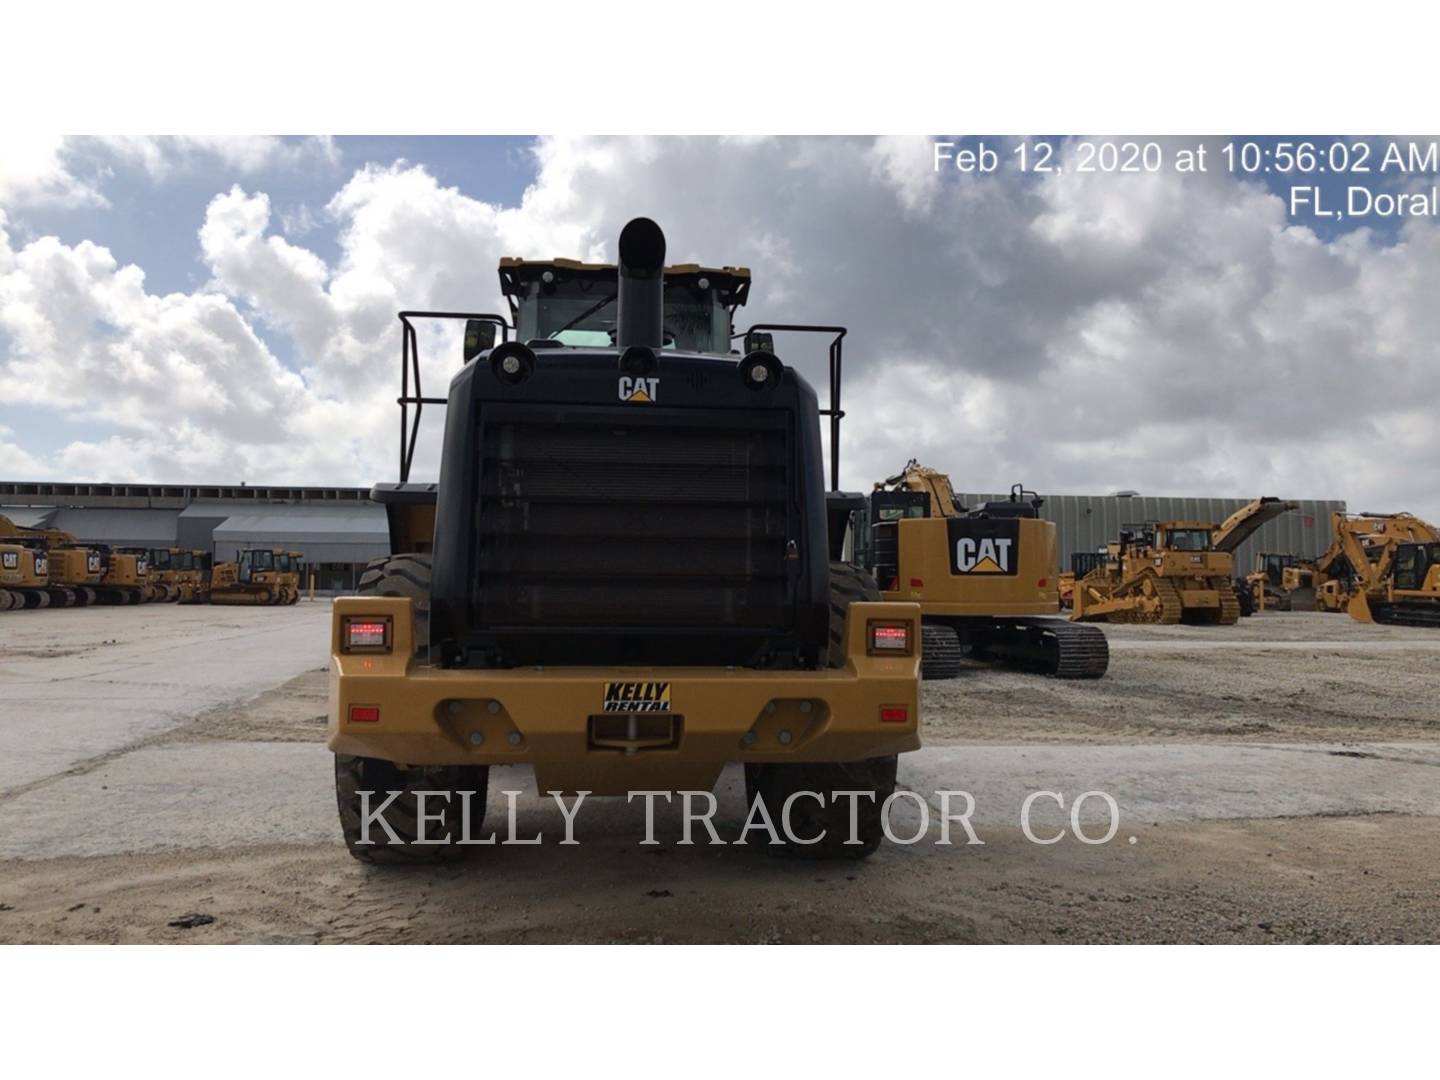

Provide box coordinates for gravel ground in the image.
[1,606,1437,943]
[925,612,1440,744]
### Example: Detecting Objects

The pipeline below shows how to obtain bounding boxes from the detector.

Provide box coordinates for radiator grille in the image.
[475,410,792,630]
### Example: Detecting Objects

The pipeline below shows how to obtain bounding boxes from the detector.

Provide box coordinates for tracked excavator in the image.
[1072,497,1297,625]
[0,518,53,611]
[0,514,109,609]
[867,461,1108,679]
[1318,511,1440,627]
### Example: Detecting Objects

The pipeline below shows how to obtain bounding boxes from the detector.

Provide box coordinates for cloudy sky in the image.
[1,135,1436,520]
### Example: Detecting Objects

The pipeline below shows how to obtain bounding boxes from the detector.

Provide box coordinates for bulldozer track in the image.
[1216,581,1242,625]
[1151,577,1184,624]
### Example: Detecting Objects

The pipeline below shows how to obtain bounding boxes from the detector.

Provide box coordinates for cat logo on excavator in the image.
[955,536,1013,573]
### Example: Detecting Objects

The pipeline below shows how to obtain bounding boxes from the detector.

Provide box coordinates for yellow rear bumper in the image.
[328,596,921,794]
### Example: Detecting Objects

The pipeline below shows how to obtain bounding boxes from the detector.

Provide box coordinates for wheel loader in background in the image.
[866,461,1108,679]
[333,216,922,862]
[211,548,301,605]
[1072,497,1297,625]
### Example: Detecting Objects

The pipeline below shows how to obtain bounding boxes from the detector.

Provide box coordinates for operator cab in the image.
[1156,523,1213,552]
[499,257,750,354]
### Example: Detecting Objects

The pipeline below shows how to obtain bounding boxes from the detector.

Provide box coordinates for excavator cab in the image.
[1392,542,1440,592]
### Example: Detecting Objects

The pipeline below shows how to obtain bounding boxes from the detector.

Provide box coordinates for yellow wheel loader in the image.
[1072,498,1297,625]
[865,462,1108,679]
[330,217,921,863]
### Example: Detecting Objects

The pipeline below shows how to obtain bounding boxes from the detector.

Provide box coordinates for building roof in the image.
[211,504,389,563]
[0,506,57,529]
[48,507,181,546]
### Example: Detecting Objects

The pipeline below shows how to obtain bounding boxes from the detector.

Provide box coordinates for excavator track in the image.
[1369,601,1440,628]
[959,618,1110,679]
[920,622,964,680]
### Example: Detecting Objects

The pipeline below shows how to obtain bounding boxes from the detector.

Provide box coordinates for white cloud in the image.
[0,136,106,209]
[86,135,338,179]
[1,136,1439,523]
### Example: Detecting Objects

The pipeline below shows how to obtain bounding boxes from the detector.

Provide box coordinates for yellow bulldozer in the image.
[1316,511,1440,627]
[866,461,1108,679]
[211,548,302,605]
[147,548,214,603]
[1244,552,1317,612]
[1072,498,1297,625]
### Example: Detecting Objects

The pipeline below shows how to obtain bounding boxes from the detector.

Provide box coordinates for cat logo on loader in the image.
[618,375,658,402]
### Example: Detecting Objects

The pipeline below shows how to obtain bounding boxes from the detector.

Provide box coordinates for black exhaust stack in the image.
[616,217,666,351]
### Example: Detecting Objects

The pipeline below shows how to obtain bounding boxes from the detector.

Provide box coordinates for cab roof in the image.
[498,257,751,320]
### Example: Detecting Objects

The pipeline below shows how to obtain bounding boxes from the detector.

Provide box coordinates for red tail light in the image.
[880,706,908,724]
[867,620,913,656]
[342,617,392,653]
[349,705,380,723]
[909,577,924,588]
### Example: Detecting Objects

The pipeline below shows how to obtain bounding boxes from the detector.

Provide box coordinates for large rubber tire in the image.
[741,562,899,859]
[826,561,881,668]
[920,622,964,679]
[358,554,433,653]
[0,590,15,612]
[335,754,489,865]
[744,756,899,859]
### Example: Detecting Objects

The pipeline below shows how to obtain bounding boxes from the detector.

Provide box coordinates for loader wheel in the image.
[359,554,433,652]
[920,622,964,680]
[335,753,489,865]
[744,756,899,859]
[0,590,15,612]
[826,561,881,667]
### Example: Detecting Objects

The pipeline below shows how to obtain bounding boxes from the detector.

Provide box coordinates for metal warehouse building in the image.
[0,481,388,592]
[956,492,1346,574]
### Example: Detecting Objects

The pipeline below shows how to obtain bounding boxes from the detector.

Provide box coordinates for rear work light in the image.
[343,617,392,653]
[867,620,913,656]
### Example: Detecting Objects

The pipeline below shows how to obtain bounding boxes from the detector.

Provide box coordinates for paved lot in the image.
[1,605,1438,942]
